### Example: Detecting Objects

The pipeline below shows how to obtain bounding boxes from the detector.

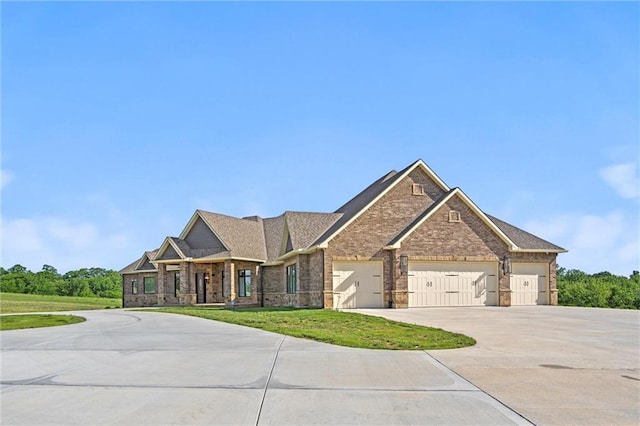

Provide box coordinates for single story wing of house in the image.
[120,159,566,309]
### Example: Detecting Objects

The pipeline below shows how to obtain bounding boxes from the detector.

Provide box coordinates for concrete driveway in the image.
[1,310,527,425]
[355,306,640,426]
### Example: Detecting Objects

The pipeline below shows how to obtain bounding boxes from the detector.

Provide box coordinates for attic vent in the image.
[448,210,461,223]
[412,183,425,196]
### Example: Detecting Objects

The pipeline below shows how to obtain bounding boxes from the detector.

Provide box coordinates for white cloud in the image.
[599,163,639,199]
[45,219,100,248]
[526,210,639,275]
[1,216,132,273]
[571,212,624,249]
[1,169,14,189]
[1,218,43,251]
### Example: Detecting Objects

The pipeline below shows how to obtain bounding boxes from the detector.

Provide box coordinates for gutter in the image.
[275,245,322,263]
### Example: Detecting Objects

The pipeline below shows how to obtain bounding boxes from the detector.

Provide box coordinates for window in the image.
[448,210,461,223]
[412,183,425,196]
[238,269,251,297]
[174,272,180,297]
[286,264,297,294]
[222,270,226,297]
[143,276,157,294]
[131,279,138,294]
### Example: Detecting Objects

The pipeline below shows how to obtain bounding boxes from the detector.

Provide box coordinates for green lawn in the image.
[158,307,476,350]
[0,292,121,314]
[0,314,86,331]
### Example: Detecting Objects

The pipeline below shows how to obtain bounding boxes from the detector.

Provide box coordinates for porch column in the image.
[224,260,236,304]
[157,263,167,305]
[180,262,196,305]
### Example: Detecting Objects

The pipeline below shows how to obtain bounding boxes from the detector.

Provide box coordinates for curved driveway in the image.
[1,310,526,425]
[356,306,640,426]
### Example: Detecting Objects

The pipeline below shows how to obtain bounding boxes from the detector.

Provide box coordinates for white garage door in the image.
[408,262,498,307]
[332,261,383,309]
[511,263,548,305]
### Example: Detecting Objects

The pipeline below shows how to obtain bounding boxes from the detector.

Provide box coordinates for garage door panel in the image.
[333,262,383,309]
[511,263,548,305]
[408,262,497,307]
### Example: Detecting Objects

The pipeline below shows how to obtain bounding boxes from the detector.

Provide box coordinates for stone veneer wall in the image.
[122,271,160,307]
[191,263,225,304]
[261,252,324,308]
[510,252,558,305]
[227,260,260,306]
[323,169,447,308]
[261,265,283,306]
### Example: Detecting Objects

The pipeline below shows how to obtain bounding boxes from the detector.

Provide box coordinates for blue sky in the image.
[2,2,638,275]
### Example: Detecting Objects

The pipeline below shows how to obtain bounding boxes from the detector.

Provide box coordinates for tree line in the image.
[557,267,639,309]
[0,264,122,299]
[0,263,638,309]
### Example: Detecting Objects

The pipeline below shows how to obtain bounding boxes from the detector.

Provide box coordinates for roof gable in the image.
[184,216,227,252]
[136,251,157,271]
[120,249,158,274]
[196,210,267,261]
[155,237,187,261]
[312,159,450,247]
[386,188,518,250]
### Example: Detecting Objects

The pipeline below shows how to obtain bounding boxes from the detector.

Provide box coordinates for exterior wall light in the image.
[400,255,409,275]
[503,255,512,274]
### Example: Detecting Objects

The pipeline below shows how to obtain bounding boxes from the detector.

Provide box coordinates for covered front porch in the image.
[156,259,261,307]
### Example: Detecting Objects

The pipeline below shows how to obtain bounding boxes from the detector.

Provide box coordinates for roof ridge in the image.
[198,209,260,223]
[284,210,338,215]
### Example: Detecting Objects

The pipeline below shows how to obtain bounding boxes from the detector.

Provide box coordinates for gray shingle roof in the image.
[121,159,565,271]
[119,259,139,274]
[285,211,343,251]
[120,250,158,274]
[168,238,191,258]
[487,215,566,252]
[198,210,267,260]
[262,215,285,261]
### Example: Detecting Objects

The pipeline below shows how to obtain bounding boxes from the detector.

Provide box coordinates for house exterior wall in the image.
[260,252,324,308]
[179,262,196,304]
[121,164,561,310]
[329,169,446,258]
[261,265,286,306]
[229,260,260,306]
[399,197,510,259]
[122,272,160,307]
[307,250,324,307]
[323,169,447,308]
[161,268,181,305]
[191,263,225,304]
[510,252,559,305]
[397,196,509,307]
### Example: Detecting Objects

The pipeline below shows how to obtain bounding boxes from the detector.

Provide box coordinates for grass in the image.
[157,307,476,350]
[0,292,121,314]
[0,314,86,331]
